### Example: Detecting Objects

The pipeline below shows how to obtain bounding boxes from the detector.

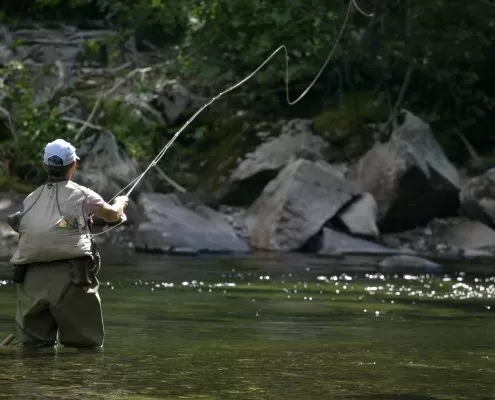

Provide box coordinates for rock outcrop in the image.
[134,192,250,254]
[220,119,331,206]
[74,131,151,224]
[378,255,443,273]
[331,192,379,238]
[354,109,461,232]
[245,159,361,251]
[459,167,495,228]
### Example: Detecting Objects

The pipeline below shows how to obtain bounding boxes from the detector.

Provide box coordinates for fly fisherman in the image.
[7,138,129,350]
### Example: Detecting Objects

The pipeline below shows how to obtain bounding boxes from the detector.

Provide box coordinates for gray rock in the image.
[354,109,461,232]
[335,192,379,237]
[245,159,361,251]
[459,167,495,228]
[153,79,205,124]
[135,192,250,254]
[74,131,151,225]
[220,119,331,206]
[218,205,250,242]
[31,60,74,104]
[378,255,442,272]
[431,217,495,249]
[0,221,18,261]
[0,192,24,261]
[230,119,330,182]
[318,228,405,256]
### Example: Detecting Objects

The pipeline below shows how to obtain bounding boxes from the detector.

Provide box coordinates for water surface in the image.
[1,253,495,399]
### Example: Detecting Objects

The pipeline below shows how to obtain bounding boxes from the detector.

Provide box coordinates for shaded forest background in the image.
[0,0,494,193]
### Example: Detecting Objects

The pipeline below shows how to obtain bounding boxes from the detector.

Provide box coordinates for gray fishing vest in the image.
[10,180,95,265]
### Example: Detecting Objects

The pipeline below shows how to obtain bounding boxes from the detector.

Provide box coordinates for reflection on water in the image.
[1,253,495,399]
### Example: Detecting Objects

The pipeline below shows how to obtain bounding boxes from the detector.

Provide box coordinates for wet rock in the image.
[246,159,361,251]
[218,205,250,243]
[353,109,461,233]
[313,228,406,256]
[74,131,151,225]
[332,192,379,238]
[459,167,495,228]
[134,192,250,254]
[429,217,495,250]
[378,255,442,273]
[221,119,331,206]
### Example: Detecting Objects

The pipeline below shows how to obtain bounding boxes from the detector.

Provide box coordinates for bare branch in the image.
[153,164,187,193]
[454,128,480,162]
[61,116,105,132]
[74,67,152,141]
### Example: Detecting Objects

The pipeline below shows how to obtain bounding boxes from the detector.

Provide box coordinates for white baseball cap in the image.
[43,139,80,167]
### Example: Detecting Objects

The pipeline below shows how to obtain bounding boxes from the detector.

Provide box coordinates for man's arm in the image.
[94,196,129,223]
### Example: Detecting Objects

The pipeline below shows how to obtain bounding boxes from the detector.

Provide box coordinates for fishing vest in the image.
[10,180,96,265]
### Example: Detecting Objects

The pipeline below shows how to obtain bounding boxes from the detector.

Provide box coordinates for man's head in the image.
[43,139,80,180]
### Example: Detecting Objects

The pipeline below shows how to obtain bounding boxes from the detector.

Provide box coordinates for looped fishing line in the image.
[93,0,374,236]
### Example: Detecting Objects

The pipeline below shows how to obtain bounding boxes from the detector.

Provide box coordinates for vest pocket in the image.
[69,257,94,287]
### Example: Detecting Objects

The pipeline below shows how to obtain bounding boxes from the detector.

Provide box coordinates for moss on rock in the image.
[312,92,389,161]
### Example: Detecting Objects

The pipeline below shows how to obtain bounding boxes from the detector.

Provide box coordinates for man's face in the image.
[68,161,78,178]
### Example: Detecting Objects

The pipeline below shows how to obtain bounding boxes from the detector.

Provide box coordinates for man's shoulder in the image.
[66,181,104,200]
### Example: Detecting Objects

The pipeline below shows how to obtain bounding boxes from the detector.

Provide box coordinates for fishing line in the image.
[93,0,374,236]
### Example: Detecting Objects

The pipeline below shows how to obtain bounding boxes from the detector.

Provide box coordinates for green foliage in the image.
[312,92,389,160]
[0,0,494,187]
[0,60,70,182]
[97,99,159,159]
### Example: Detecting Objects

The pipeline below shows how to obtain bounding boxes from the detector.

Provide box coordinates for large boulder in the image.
[331,192,379,238]
[245,159,362,251]
[74,131,152,224]
[459,168,495,228]
[431,217,495,250]
[353,109,461,232]
[220,119,332,206]
[134,192,250,254]
[380,217,495,261]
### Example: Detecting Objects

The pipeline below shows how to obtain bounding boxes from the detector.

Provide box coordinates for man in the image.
[8,138,129,350]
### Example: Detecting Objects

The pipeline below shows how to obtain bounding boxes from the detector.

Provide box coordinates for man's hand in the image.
[113,195,129,210]
[95,195,130,223]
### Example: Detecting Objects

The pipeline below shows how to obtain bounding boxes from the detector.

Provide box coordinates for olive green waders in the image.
[15,260,104,348]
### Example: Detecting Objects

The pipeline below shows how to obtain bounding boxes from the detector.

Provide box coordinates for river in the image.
[1,253,495,399]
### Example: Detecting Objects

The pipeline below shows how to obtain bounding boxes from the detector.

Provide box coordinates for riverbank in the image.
[3,107,495,272]
[2,18,495,273]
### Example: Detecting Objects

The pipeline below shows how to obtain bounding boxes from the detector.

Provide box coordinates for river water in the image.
[1,253,495,399]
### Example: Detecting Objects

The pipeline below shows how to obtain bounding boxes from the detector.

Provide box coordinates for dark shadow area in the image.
[378,167,460,233]
[218,169,279,207]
